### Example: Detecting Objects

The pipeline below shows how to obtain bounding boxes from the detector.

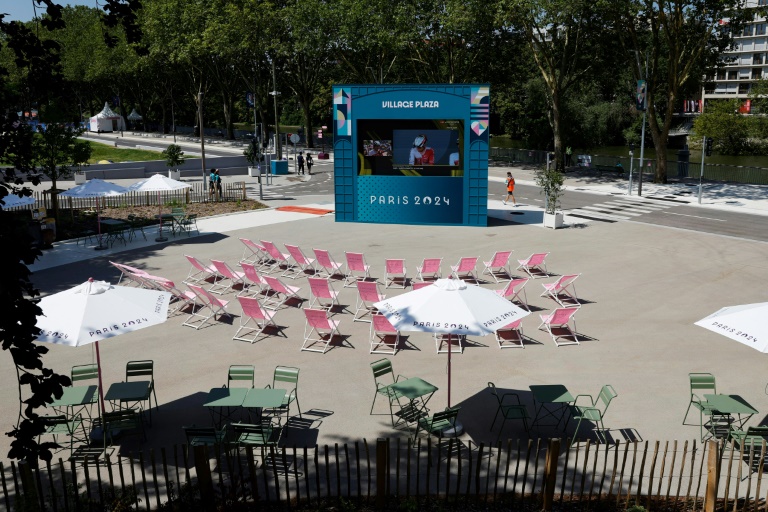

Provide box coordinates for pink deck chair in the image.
[370,314,400,355]
[538,307,579,347]
[233,296,280,344]
[344,251,372,288]
[540,274,582,308]
[239,238,270,270]
[312,248,345,279]
[384,259,407,289]
[450,256,480,282]
[302,308,342,354]
[284,244,317,279]
[416,258,442,282]
[354,280,385,322]
[152,278,197,315]
[434,333,465,354]
[260,240,293,274]
[412,281,433,290]
[495,319,525,349]
[481,251,514,283]
[110,261,148,285]
[261,275,303,310]
[184,254,219,285]
[516,252,550,279]
[209,259,247,295]
[495,278,531,311]
[238,262,267,297]
[307,277,340,312]
[183,284,232,329]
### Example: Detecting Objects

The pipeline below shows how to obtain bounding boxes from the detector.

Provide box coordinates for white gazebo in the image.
[89,102,126,133]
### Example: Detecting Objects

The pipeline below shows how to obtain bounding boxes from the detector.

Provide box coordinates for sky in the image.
[2,0,94,22]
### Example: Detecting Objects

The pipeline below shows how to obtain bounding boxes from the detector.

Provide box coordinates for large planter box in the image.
[543,212,564,229]
[74,172,87,185]
[248,166,261,177]
[270,160,289,175]
[168,170,181,180]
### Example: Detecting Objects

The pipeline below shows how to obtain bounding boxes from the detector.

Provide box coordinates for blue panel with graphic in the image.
[333,84,489,227]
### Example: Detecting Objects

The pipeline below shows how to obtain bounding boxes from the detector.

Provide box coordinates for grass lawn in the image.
[87,140,163,163]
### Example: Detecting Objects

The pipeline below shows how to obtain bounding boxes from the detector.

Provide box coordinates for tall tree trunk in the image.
[551,89,563,171]
[304,108,313,149]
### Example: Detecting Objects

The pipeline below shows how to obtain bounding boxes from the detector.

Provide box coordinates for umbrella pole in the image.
[94,198,107,250]
[448,334,452,408]
[95,340,106,417]
[156,190,167,242]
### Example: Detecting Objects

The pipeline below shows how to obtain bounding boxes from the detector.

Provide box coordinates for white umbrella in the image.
[374,278,529,407]
[0,193,36,209]
[59,179,129,250]
[36,279,171,414]
[695,302,768,353]
[127,174,191,242]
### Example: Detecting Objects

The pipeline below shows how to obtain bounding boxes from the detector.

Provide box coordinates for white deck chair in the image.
[302,308,342,354]
[540,274,582,307]
[262,275,303,310]
[481,251,514,283]
[233,296,280,344]
[370,314,400,355]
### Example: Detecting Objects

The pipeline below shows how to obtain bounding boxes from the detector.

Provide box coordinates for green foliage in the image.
[88,142,164,163]
[243,142,258,166]
[534,163,565,214]
[692,99,754,156]
[162,144,185,169]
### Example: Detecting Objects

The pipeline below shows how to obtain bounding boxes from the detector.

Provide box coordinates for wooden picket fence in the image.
[3,437,767,511]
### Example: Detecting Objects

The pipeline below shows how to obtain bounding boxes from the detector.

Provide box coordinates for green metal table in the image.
[243,388,286,424]
[51,385,99,420]
[204,387,248,427]
[105,381,153,425]
[704,394,758,439]
[389,378,438,433]
[530,384,574,431]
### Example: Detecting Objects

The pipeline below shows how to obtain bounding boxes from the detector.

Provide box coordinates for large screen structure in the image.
[333,84,489,226]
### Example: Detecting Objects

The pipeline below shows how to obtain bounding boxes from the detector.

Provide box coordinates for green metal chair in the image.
[71,363,99,384]
[179,213,199,236]
[96,408,146,446]
[683,373,717,441]
[39,413,87,457]
[183,425,228,447]
[488,382,530,440]
[233,422,280,449]
[568,385,617,446]
[126,214,146,241]
[125,360,157,426]
[228,365,255,388]
[416,407,461,439]
[370,358,408,426]
[266,366,301,421]
[727,425,768,472]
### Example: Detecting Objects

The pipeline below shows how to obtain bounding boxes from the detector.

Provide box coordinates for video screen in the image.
[357,119,463,176]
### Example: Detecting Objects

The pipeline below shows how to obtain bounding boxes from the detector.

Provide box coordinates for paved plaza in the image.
[3,164,768,462]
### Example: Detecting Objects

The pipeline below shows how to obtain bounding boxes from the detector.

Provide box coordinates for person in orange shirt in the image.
[503,172,517,206]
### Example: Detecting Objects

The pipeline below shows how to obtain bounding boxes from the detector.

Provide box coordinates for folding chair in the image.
[184,254,219,285]
[233,296,280,344]
[344,251,372,288]
[435,333,465,354]
[66,364,99,420]
[233,422,280,449]
[683,373,718,441]
[228,365,255,388]
[538,307,580,347]
[284,244,317,279]
[727,425,768,472]
[265,366,302,423]
[109,261,148,285]
[183,425,227,447]
[153,278,198,315]
[39,413,87,457]
[312,248,345,279]
[121,270,155,289]
[262,275,303,310]
[238,261,267,297]
[98,408,146,446]
[488,382,530,440]
[450,256,480,282]
[209,259,247,295]
[495,319,525,349]
[412,281,434,290]
[481,251,514,283]
[370,314,400,355]
[540,274,582,307]
[183,284,232,329]
[179,213,199,235]
[126,214,147,242]
[239,237,271,270]
[307,277,341,312]
[354,280,385,322]
[567,385,617,446]
[416,258,442,282]
[125,360,158,426]
[370,358,408,425]
[384,259,407,289]
[516,252,550,278]
[495,278,531,311]
[416,407,461,440]
[302,308,342,353]
[260,240,293,274]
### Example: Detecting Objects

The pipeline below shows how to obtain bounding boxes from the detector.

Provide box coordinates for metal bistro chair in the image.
[124,360,158,426]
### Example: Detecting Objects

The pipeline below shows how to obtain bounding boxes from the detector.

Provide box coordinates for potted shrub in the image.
[243,142,260,177]
[534,162,565,229]
[162,144,185,180]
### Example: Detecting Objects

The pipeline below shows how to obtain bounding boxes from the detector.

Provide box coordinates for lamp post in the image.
[270,60,282,160]
[198,91,206,187]
[698,78,707,204]
[627,143,635,194]
[633,50,649,197]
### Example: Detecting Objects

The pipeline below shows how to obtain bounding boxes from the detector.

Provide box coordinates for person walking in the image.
[565,146,573,167]
[208,167,217,199]
[306,152,314,174]
[214,169,222,200]
[503,171,517,206]
[297,151,305,175]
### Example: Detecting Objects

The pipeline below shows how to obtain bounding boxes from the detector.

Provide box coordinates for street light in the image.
[198,91,207,187]
[270,60,282,160]
[633,50,649,197]
[627,143,635,194]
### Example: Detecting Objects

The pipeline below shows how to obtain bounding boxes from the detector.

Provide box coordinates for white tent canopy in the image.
[127,108,143,121]
[89,102,125,133]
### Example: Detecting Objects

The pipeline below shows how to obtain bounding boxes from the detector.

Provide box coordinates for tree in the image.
[32,124,92,220]
[498,0,614,170]
[615,0,750,182]
[692,98,753,155]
